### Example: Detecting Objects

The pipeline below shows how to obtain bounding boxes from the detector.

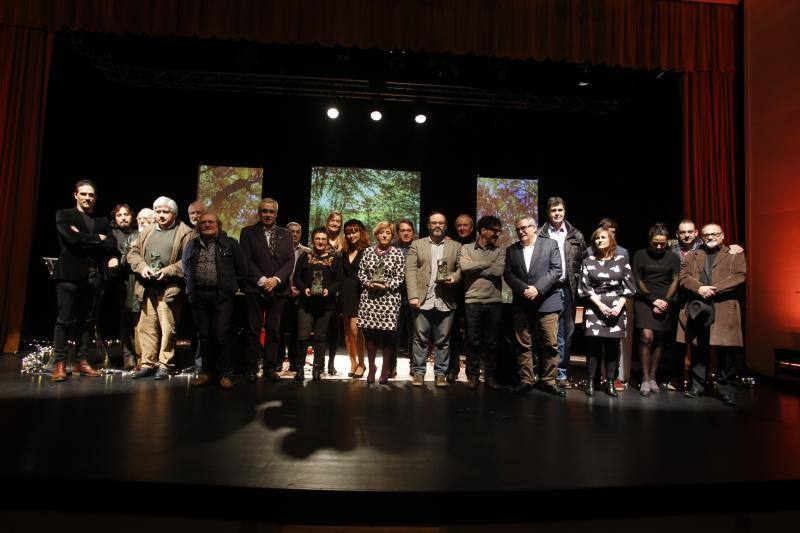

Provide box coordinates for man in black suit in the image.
[51,179,118,382]
[503,216,564,397]
[239,198,295,382]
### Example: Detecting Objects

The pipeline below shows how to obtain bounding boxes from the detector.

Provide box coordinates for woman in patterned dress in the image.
[357,221,405,384]
[579,227,635,397]
[294,227,342,383]
[340,219,369,378]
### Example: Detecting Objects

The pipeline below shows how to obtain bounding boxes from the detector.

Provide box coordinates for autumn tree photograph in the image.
[308,166,421,242]
[197,165,264,241]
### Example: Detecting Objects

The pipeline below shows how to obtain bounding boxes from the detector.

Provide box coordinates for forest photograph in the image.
[308,166,421,239]
[197,165,264,241]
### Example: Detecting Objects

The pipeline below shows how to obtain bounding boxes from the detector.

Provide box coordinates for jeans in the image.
[245,293,285,374]
[191,287,234,377]
[53,277,106,363]
[556,286,575,381]
[464,302,502,378]
[411,308,454,376]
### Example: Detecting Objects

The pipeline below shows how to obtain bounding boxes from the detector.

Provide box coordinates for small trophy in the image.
[371,261,385,284]
[149,252,164,276]
[311,270,325,296]
[436,258,449,282]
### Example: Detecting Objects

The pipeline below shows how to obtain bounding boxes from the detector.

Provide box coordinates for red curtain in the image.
[0,0,739,352]
[682,71,739,243]
[0,24,54,352]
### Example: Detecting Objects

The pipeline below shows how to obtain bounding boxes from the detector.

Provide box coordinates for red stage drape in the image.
[0,0,739,352]
[0,24,54,353]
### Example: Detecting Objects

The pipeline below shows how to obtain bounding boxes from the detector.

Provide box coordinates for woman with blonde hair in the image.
[357,221,405,384]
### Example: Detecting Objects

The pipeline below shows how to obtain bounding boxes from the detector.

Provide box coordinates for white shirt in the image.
[547,224,567,281]
[522,241,535,273]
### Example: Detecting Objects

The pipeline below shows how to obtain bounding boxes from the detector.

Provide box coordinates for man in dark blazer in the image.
[503,216,564,396]
[239,197,295,382]
[51,179,118,382]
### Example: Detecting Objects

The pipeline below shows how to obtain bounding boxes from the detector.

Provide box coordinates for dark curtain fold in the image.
[0,24,54,352]
[0,0,739,352]
[681,71,739,244]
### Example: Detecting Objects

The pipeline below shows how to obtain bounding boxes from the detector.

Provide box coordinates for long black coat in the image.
[239,222,295,296]
[53,207,118,281]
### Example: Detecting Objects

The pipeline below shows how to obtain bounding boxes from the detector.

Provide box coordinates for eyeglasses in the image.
[701,232,722,239]
[515,224,535,233]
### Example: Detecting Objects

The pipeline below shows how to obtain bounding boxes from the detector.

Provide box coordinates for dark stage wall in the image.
[744,0,800,376]
[22,40,682,340]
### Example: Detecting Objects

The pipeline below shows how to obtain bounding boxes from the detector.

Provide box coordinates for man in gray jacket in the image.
[504,216,564,397]
[405,212,462,387]
[460,215,505,390]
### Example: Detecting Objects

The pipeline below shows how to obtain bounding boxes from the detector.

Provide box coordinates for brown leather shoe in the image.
[435,375,449,388]
[73,359,102,377]
[465,376,479,390]
[219,376,234,390]
[51,361,68,382]
[191,373,212,387]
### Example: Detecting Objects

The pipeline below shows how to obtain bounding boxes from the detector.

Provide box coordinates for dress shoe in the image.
[327,365,337,376]
[465,376,479,390]
[245,370,257,383]
[131,366,156,379]
[540,382,567,397]
[219,376,234,390]
[123,355,137,370]
[265,371,282,382]
[721,394,738,406]
[312,368,322,382]
[606,382,619,398]
[445,372,458,383]
[191,373,212,387]
[412,373,424,387]
[584,380,594,397]
[685,388,703,399]
[435,375,449,388]
[353,365,366,379]
[485,377,499,390]
[513,382,534,395]
[51,361,68,382]
[73,359,102,377]
[556,379,572,390]
[154,367,170,380]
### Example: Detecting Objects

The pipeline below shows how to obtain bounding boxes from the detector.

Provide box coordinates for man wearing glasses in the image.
[405,212,462,387]
[239,198,295,382]
[677,223,746,406]
[504,216,564,397]
[459,215,505,390]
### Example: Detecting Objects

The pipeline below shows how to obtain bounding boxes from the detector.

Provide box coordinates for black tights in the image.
[364,329,396,381]
[638,328,667,382]
[587,337,620,384]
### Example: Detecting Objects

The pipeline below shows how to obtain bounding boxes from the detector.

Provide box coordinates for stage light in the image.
[414,114,427,124]
[370,110,382,121]
[578,81,590,87]
[326,107,340,119]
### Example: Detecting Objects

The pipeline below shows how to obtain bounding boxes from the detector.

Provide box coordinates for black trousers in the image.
[278,297,300,370]
[296,304,334,370]
[586,337,620,383]
[191,287,234,377]
[447,303,466,375]
[53,277,106,363]
[245,293,285,374]
[111,276,137,358]
[689,328,738,398]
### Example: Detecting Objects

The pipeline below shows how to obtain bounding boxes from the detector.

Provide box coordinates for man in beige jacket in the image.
[127,196,194,380]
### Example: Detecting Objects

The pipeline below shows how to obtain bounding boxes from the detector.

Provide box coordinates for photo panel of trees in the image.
[197,165,264,241]
[309,167,421,243]
[476,176,539,303]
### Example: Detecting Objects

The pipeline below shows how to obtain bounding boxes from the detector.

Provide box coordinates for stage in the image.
[2,355,800,527]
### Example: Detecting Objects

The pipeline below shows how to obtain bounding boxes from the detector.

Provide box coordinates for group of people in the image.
[49,180,747,405]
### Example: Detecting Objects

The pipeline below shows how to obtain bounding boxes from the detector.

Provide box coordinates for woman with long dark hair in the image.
[579,227,635,397]
[340,219,369,378]
[632,223,681,396]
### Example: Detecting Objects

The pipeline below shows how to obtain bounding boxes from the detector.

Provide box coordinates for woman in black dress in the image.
[632,223,681,396]
[323,211,345,375]
[294,227,342,382]
[579,227,635,397]
[341,219,369,378]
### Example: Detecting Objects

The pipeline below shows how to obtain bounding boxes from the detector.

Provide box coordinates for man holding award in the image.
[405,212,462,387]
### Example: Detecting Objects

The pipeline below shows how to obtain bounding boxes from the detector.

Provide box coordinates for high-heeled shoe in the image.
[379,369,389,385]
[353,364,366,379]
[367,365,377,384]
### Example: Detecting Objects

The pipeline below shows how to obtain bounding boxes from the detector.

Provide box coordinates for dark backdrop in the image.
[23,37,682,340]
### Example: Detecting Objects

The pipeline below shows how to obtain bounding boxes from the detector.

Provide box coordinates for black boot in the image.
[312,366,322,382]
[606,382,618,398]
[585,379,594,397]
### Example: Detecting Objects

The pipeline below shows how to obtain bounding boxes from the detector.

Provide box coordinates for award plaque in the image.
[436,258,449,282]
[371,261,385,284]
[311,270,325,295]
[149,252,164,275]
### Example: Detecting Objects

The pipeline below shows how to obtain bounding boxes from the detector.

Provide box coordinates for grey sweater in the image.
[460,241,506,304]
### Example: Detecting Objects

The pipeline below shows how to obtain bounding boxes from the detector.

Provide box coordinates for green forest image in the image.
[197,165,264,241]
[476,177,539,303]
[309,167,421,239]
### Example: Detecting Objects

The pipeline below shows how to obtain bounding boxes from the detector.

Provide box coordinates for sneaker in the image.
[649,379,661,394]
[154,367,170,380]
[412,373,424,387]
[435,375,449,388]
[614,379,626,391]
[640,380,650,396]
[130,366,156,379]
